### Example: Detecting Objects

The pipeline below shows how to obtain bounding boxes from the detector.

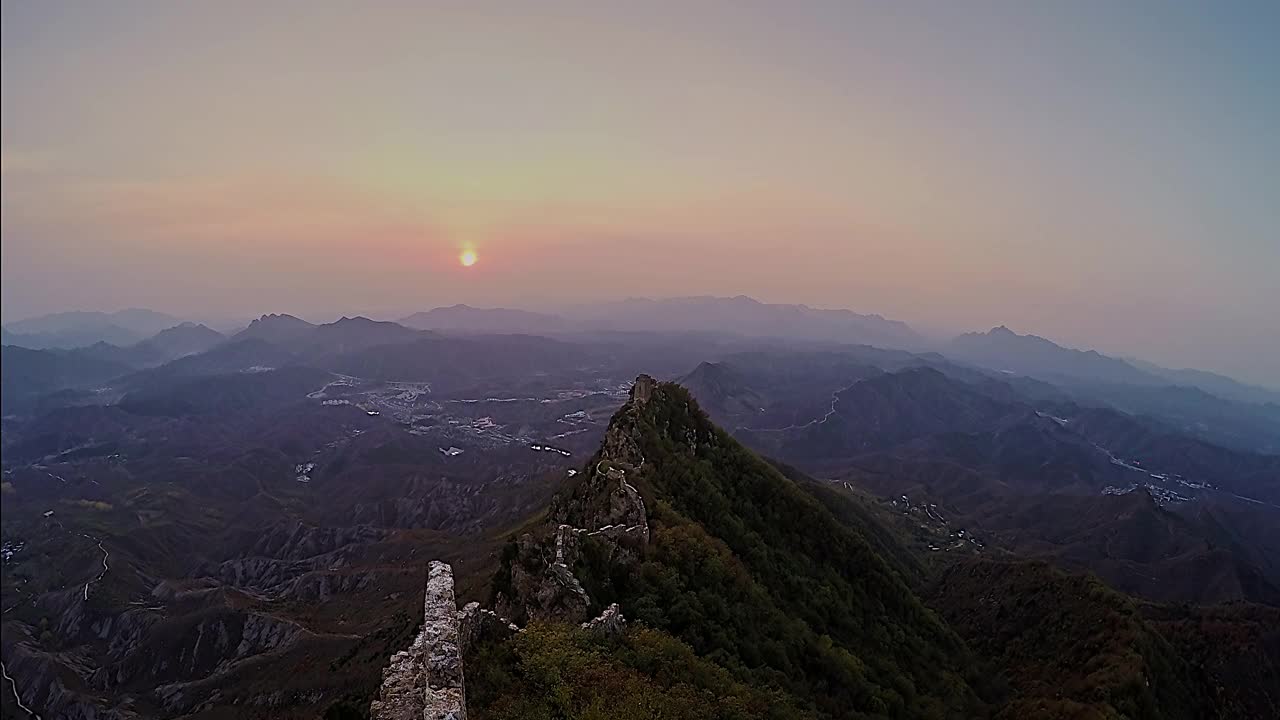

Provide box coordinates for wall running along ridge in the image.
[371,561,466,720]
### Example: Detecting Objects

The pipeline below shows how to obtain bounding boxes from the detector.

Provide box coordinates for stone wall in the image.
[631,374,655,405]
[371,561,466,720]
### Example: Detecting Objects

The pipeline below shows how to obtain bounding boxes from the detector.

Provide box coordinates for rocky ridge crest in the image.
[494,376,654,623]
[371,378,657,718]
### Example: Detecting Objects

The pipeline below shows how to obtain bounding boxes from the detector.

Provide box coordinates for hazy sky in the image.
[3,1,1277,384]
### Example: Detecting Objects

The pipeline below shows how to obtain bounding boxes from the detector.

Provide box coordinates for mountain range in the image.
[8,303,1274,398]
[2,306,1277,719]
[2,309,185,349]
[400,305,568,334]
[572,295,925,348]
[671,352,1280,603]
[947,325,1280,401]
[460,377,1257,719]
[948,325,1159,384]
[943,325,1280,452]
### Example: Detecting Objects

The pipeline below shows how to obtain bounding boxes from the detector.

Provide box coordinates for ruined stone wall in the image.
[371,561,466,720]
[631,374,655,405]
[373,376,657,716]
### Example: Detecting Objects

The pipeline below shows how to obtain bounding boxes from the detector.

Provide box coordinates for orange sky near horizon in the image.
[2,1,1277,384]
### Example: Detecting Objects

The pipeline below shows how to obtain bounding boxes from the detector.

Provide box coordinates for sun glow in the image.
[459,249,478,267]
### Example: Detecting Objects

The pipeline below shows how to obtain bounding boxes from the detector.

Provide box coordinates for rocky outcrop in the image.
[372,561,466,720]
[457,602,519,653]
[496,529,592,624]
[580,603,625,637]
[592,394,649,471]
[495,466,645,624]
[494,377,655,624]
[552,377,651,536]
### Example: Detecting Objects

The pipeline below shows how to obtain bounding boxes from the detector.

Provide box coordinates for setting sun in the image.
[459,249,478,267]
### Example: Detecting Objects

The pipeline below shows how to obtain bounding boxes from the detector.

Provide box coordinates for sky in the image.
[2,1,1278,385]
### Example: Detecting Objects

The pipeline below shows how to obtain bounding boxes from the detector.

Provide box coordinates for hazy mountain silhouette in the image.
[299,316,425,356]
[1127,358,1280,406]
[2,308,185,349]
[577,295,923,348]
[231,313,317,344]
[678,361,767,419]
[947,325,1159,385]
[400,304,568,334]
[0,345,131,411]
[133,322,225,359]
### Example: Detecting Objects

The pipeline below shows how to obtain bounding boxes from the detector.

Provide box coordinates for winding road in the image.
[734,377,865,434]
[1,660,41,719]
[0,527,108,719]
[80,534,109,601]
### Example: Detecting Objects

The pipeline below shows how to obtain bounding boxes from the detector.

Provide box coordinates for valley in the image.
[2,308,1277,718]
[0,326,652,718]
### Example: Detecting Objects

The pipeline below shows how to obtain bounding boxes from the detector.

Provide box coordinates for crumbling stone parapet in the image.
[372,561,467,720]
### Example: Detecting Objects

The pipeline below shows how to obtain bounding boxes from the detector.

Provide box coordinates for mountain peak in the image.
[683,361,727,381]
[134,322,225,359]
[252,313,307,325]
[330,315,380,326]
[950,325,1156,386]
[233,313,317,344]
[678,361,766,419]
[154,321,217,334]
[587,375,703,471]
[489,373,987,715]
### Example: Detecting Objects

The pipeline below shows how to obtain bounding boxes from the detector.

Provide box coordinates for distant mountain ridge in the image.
[737,366,1034,462]
[1128,358,1280,406]
[231,313,317,344]
[5,308,183,336]
[400,304,567,334]
[2,308,185,349]
[702,361,1280,605]
[948,325,1159,385]
[944,325,1280,451]
[0,345,131,412]
[576,295,923,348]
[301,316,424,356]
[677,361,767,419]
[75,323,227,370]
[949,325,1279,401]
[132,322,224,359]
